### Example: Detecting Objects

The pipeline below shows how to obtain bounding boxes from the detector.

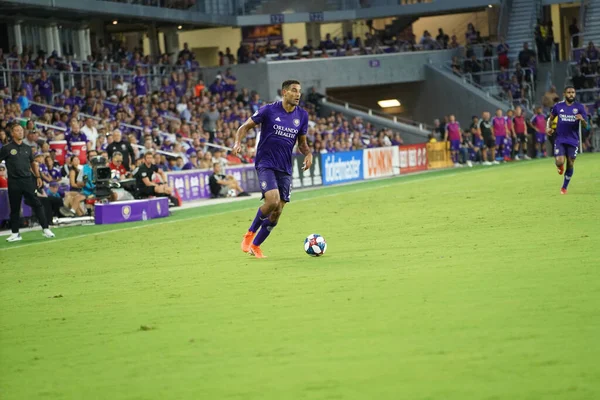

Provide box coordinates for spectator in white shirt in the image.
[81,117,98,149]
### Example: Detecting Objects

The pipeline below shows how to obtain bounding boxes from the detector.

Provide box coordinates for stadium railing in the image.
[323,95,434,132]
[442,59,535,110]
[0,58,201,95]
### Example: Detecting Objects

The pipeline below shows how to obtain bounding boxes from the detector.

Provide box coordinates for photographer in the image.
[80,153,118,202]
[135,152,175,199]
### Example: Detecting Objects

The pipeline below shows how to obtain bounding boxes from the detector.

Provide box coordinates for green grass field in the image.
[1,155,599,400]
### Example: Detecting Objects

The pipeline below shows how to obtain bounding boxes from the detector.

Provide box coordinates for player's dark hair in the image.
[282,80,300,91]
[564,85,575,92]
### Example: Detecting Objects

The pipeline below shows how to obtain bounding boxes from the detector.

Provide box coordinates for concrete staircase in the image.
[583,0,600,45]
[505,0,537,62]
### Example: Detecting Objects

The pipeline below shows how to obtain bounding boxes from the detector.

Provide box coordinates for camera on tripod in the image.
[85,156,112,200]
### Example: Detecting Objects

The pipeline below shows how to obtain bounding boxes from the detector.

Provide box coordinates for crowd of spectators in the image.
[0,43,407,216]
[450,36,539,107]
[570,41,600,106]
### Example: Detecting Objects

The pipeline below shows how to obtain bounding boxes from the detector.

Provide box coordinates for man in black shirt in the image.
[0,124,54,242]
[208,162,249,198]
[478,111,497,165]
[106,129,135,170]
[135,152,174,198]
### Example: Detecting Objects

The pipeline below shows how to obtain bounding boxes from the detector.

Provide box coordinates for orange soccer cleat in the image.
[560,188,567,195]
[249,245,267,258]
[557,165,565,175]
[241,231,256,253]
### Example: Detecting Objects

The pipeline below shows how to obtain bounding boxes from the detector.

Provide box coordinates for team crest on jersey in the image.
[122,205,131,220]
[10,149,17,155]
[573,108,578,114]
[293,119,300,126]
[260,181,267,189]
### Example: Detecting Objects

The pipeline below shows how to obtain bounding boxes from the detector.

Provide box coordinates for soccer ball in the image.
[304,234,327,257]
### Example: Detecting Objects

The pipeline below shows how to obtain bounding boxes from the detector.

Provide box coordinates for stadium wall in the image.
[414,65,509,127]
[203,50,458,101]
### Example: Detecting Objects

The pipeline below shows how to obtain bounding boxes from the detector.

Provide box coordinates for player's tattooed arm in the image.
[233,118,257,156]
[297,134,313,171]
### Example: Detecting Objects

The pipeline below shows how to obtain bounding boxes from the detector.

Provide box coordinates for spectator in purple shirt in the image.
[133,68,148,97]
[224,68,237,93]
[35,70,54,103]
[173,75,187,98]
[66,120,88,149]
[248,93,262,113]
[21,76,34,100]
[209,76,225,95]
[160,78,173,96]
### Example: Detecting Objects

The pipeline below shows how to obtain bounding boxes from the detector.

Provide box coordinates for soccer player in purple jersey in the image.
[232,80,313,258]
[546,86,587,195]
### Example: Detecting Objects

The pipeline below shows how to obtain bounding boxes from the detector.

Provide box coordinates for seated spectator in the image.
[208,162,249,198]
[109,151,129,180]
[507,76,525,104]
[451,56,462,75]
[134,152,177,202]
[212,149,228,170]
[496,66,511,90]
[183,152,200,169]
[465,55,483,84]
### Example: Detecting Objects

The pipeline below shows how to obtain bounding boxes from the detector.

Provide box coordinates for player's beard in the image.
[565,95,575,104]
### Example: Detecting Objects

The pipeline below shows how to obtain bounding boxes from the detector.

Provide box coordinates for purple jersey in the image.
[35,78,53,97]
[446,121,461,140]
[134,76,148,96]
[174,82,186,98]
[66,132,88,147]
[251,101,308,175]
[50,167,62,180]
[22,82,34,99]
[552,101,587,147]
[531,114,547,134]
[492,116,507,137]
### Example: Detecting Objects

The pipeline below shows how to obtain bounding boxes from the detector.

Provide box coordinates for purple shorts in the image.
[257,167,292,202]
[450,139,461,151]
[536,133,546,143]
[495,135,506,147]
[554,142,579,159]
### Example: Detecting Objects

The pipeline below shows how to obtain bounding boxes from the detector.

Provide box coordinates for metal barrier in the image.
[323,95,433,132]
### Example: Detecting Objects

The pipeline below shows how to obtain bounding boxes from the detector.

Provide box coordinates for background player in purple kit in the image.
[233,80,313,258]
[491,109,507,162]
[444,114,462,167]
[546,86,587,195]
[530,107,548,158]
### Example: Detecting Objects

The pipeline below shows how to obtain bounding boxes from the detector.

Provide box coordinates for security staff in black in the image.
[0,124,55,242]
[134,152,174,198]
